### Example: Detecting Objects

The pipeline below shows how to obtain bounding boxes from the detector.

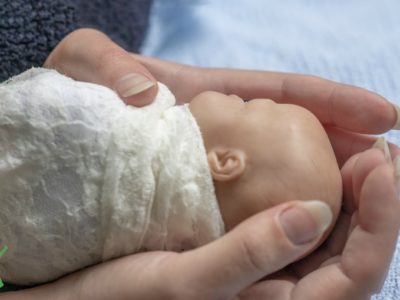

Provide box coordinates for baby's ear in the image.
[207,148,246,181]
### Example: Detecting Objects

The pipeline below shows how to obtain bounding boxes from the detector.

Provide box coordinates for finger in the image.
[372,137,393,162]
[291,149,394,279]
[238,278,295,300]
[351,149,388,207]
[341,163,400,293]
[45,29,158,107]
[209,69,398,134]
[332,148,389,221]
[289,212,352,279]
[287,151,360,278]
[133,55,399,133]
[131,53,204,104]
[242,163,399,299]
[170,201,333,299]
[282,164,398,299]
[325,126,400,167]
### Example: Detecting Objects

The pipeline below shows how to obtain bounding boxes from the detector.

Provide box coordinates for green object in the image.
[0,246,8,258]
[0,245,8,288]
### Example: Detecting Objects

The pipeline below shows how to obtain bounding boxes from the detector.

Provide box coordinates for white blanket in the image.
[0,69,224,285]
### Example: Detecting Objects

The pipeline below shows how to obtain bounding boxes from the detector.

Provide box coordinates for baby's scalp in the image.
[244,102,342,226]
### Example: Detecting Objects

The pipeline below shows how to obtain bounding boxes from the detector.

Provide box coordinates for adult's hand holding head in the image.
[1,200,333,300]
[44,28,158,107]
[240,147,400,300]
[3,148,398,300]
[131,54,400,165]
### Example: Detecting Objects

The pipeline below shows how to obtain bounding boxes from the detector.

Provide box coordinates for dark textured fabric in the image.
[0,0,153,82]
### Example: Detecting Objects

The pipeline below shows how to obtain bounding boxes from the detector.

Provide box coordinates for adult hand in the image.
[3,149,398,300]
[0,200,334,300]
[239,148,400,300]
[44,29,158,107]
[131,55,400,166]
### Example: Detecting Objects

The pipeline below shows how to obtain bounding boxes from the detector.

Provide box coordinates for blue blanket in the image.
[141,1,400,298]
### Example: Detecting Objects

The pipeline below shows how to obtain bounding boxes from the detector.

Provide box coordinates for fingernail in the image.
[115,73,155,98]
[393,104,400,130]
[372,137,392,163]
[279,201,333,245]
[394,156,400,195]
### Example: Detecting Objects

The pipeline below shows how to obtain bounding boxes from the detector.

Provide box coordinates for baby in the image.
[0,68,342,285]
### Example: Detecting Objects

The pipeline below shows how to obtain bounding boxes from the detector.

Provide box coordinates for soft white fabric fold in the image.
[0,68,224,285]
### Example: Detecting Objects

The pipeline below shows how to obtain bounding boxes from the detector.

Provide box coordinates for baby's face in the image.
[189,91,342,234]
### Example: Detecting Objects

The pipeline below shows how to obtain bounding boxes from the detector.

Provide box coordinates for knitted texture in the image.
[0,0,152,82]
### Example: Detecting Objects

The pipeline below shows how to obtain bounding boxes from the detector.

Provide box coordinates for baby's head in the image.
[189,91,342,240]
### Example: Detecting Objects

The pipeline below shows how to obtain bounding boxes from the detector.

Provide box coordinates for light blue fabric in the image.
[141,1,400,298]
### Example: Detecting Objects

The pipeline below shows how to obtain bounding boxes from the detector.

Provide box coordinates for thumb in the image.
[44,28,157,107]
[174,200,332,299]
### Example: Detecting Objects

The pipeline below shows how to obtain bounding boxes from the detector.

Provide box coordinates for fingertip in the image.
[78,32,158,106]
[372,137,392,163]
[46,27,160,108]
[359,162,399,233]
[389,141,400,158]
[122,81,159,107]
[114,72,153,94]
[352,148,388,205]
[279,201,333,246]
[354,90,396,134]
[392,103,400,130]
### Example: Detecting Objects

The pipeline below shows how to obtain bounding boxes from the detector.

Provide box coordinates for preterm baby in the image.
[0,69,342,285]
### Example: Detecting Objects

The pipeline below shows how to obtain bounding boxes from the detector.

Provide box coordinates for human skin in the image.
[3,92,398,300]
[44,28,400,161]
[2,149,399,300]
[131,54,400,165]
[188,92,342,235]
[44,29,159,107]
[5,28,397,298]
